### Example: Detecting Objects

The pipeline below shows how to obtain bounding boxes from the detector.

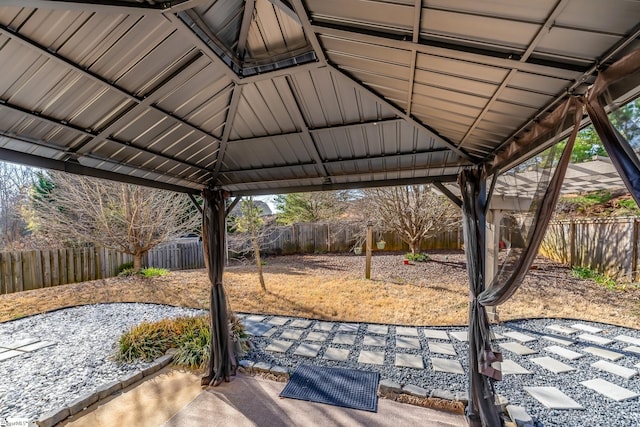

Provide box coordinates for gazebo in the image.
[0,1,639,425]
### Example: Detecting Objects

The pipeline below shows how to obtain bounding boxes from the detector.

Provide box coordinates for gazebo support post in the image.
[201,188,236,387]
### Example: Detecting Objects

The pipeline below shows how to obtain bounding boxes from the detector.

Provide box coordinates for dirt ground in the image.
[1,251,638,328]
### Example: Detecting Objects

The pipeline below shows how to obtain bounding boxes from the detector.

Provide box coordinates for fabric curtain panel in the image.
[586,48,640,206]
[459,168,503,427]
[201,188,236,386]
[460,97,582,426]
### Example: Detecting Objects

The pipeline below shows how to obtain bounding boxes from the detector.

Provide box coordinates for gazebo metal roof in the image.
[0,0,638,195]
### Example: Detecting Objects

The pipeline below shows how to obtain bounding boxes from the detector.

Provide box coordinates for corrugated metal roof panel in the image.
[223,133,315,171]
[308,0,413,34]
[195,0,244,51]
[246,0,308,60]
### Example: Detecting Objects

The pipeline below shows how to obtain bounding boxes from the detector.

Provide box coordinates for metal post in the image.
[365,221,373,279]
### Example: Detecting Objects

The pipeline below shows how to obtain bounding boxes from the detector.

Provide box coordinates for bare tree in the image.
[0,162,36,250]
[29,172,200,270]
[360,185,460,254]
[232,197,267,291]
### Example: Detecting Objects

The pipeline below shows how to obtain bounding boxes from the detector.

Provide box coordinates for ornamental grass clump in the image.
[116,314,247,369]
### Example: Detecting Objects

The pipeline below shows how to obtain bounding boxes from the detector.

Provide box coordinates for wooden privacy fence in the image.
[0,241,205,295]
[236,223,463,255]
[540,217,640,280]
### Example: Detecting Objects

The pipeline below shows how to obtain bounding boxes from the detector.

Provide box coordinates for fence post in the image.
[569,220,576,267]
[365,221,373,279]
[632,218,639,282]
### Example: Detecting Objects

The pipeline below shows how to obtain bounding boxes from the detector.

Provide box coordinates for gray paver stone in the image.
[530,356,576,373]
[246,315,266,322]
[546,324,577,335]
[379,379,402,394]
[362,335,386,346]
[395,353,424,369]
[503,331,537,343]
[120,370,143,389]
[289,319,312,328]
[261,328,277,338]
[367,324,388,335]
[155,354,174,368]
[338,323,359,333]
[423,329,449,340]
[333,333,357,345]
[323,347,350,361]
[304,331,329,342]
[506,405,533,427]
[0,350,23,361]
[431,389,455,400]
[396,326,419,336]
[396,336,421,349]
[270,366,290,378]
[578,333,613,345]
[623,345,640,355]
[591,360,638,379]
[67,393,100,415]
[581,378,639,402]
[313,321,334,331]
[265,340,293,353]
[495,360,532,375]
[524,386,583,409]
[583,346,623,361]
[17,341,56,352]
[449,331,468,342]
[428,342,456,356]
[571,323,602,333]
[253,362,272,372]
[358,350,385,365]
[541,335,574,346]
[294,343,321,358]
[1,338,40,349]
[37,407,70,427]
[268,317,290,326]
[95,380,122,400]
[238,360,254,373]
[141,361,163,377]
[615,335,640,346]
[544,345,583,360]
[279,329,304,340]
[499,342,537,356]
[456,391,470,403]
[431,357,464,374]
[402,384,428,397]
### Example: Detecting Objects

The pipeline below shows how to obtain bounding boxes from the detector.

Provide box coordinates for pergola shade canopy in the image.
[0,0,638,196]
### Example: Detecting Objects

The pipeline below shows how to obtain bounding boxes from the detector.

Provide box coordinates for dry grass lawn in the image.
[1,252,638,328]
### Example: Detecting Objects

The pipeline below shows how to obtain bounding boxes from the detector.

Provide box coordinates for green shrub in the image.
[404,252,430,262]
[116,261,135,276]
[571,266,617,290]
[116,319,175,362]
[139,267,170,277]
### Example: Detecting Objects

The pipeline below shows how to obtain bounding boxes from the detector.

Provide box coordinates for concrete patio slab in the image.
[571,324,602,334]
[503,331,537,343]
[289,320,312,329]
[541,335,575,346]
[293,343,321,358]
[578,334,613,346]
[162,374,466,427]
[428,342,457,356]
[279,330,304,340]
[495,360,532,375]
[546,325,578,335]
[304,332,329,342]
[396,337,421,349]
[362,335,386,347]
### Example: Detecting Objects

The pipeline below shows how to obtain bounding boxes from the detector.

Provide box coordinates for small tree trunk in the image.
[133,253,143,272]
[252,234,266,291]
[409,242,418,254]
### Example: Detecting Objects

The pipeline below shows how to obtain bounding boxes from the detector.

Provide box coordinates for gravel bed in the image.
[242,314,640,427]
[0,303,205,421]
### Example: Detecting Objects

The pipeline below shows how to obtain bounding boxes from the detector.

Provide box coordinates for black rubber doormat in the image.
[279,364,380,412]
